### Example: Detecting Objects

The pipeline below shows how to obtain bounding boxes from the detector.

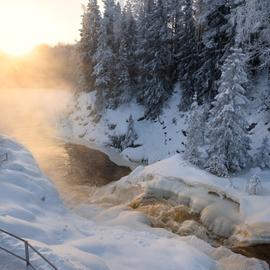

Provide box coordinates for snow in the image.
[240,196,270,224]
[62,86,187,166]
[63,79,270,173]
[63,83,270,242]
[2,135,267,269]
[87,154,270,245]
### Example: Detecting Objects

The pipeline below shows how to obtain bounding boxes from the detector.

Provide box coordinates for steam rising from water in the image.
[0,88,71,146]
[0,88,130,206]
[0,88,79,202]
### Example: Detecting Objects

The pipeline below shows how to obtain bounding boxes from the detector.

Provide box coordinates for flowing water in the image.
[0,88,130,206]
[0,88,269,265]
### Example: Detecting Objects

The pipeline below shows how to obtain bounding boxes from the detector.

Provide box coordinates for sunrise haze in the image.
[0,0,101,56]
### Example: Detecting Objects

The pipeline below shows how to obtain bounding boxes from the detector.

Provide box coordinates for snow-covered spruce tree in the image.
[205,48,251,176]
[254,137,270,169]
[136,0,174,120]
[184,93,204,166]
[93,0,117,116]
[113,2,122,53]
[122,0,139,95]
[122,115,138,149]
[115,25,130,106]
[176,0,201,110]
[234,0,270,121]
[235,0,270,74]
[113,1,138,106]
[245,173,263,195]
[78,0,101,91]
[194,0,235,103]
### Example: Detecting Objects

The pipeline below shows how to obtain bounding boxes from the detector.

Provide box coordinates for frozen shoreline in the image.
[0,136,269,269]
[64,90,270,247]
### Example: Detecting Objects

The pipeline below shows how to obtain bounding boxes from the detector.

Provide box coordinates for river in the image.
[0,88,269,265]
[0,88,130,206]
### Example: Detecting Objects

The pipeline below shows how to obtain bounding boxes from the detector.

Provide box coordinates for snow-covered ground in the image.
[89,155,270,245]
[63,84,270,247]
[62,87,187,165]
[63,84,270,167]
[0,135,269,269]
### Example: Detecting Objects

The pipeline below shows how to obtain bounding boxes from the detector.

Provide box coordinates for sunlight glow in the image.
[0,0,89,56]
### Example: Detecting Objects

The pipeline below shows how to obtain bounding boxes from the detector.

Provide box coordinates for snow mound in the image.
[91,154,270,244]
[62,87,187,165]
[3,135,267,269]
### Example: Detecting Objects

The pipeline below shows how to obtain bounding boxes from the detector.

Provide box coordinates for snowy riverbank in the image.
[63,86,270,168]
[89,155,270,247]
[0,136,269,269]
[63,89,270,246]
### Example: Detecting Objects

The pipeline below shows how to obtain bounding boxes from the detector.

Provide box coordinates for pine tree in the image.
[114,1,138,106]
[137,0,174,120]
[176,0,200,110]
[254,137,270,169]
[235,0,270,73]
[124,0,139,95]
[78,0,101,91]
[93,0,117,115]
[116,25,130,105]
[113,2,123,53]
[205,48,251,176]
[246,173,263,195]
[194,0,235,103]
[184,93,204,166]
[122,115,138,149]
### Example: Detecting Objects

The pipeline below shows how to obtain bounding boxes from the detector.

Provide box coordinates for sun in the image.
[2,42,34,57]
[0,2,47,56]
[0,0,83,57]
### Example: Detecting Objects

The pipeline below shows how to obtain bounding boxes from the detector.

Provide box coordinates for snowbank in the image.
[63,81,270,170]
[90,154,270,245]
[62,88,187,166]
[2,135,267,269]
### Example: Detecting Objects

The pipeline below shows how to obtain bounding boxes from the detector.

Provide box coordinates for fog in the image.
[0,46,131,205]
[0,88,78,201]
[0,44,78,89]
[0,88,130,206]
[0,88,71,180]
[0,88,71,153]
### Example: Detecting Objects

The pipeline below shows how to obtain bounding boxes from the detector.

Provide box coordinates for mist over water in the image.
[0,88,90,205]
[0,88,130,206]
[0,88,71,144]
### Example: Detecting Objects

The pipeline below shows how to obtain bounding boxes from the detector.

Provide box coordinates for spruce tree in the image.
[124,0,138,96]
[254,137,270,169]
[184,93,204,166]
[122,115,138,149]
[78,0,101,92]
[137,0,174,120]
[114,1,138,106]
[205,48,251,176]
[176,0,200,110]
[93,0,117,115]
[235,0,270,74]
[194,0,235,103]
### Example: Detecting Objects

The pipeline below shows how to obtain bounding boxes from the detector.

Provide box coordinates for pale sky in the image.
[0,0,102,56]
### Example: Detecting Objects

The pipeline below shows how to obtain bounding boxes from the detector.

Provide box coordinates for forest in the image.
[77,0,270,176]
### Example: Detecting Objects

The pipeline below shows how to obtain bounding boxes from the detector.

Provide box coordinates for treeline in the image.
[78,0,270,176]
[78,0,270,118]
[0,44,77,89]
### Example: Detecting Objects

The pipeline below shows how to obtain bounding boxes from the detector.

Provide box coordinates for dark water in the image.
[130,195,270,265]
[64,143,130,187]
[0,88,130,205]
[233,245,270,265]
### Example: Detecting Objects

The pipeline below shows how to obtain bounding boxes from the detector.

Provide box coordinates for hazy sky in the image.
[0,0,102,56]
